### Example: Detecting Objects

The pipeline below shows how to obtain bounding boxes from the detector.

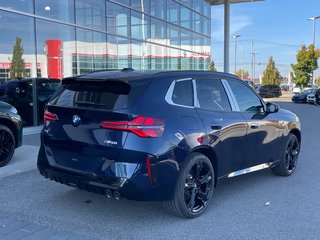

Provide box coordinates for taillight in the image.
[44,110,58,123]
[101,116,165,138]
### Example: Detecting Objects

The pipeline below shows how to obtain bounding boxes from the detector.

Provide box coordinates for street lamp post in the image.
[308,16,320,85]
[233,34,241,74]
[308,16,320,46]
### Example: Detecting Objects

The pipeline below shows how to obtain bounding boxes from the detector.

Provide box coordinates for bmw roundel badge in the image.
[72,115,81,127]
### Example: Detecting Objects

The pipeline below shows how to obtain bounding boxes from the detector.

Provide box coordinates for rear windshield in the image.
[50,79,150,110]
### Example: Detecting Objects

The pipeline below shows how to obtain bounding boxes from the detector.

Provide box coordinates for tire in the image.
[162,153,215,218]
[272,133,300,176]
[0,124,16,167]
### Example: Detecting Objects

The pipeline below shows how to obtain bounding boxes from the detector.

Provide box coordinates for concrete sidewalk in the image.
[23,126,43,135]
[0,126,42,179]
[0,145,39,179]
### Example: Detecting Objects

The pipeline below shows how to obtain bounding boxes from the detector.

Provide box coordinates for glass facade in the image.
[0,0,211,82]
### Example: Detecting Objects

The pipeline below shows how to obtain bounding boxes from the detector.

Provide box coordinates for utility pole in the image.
[251,41,254,82]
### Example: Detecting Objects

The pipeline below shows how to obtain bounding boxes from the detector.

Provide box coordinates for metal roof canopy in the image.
[207,0,263,73]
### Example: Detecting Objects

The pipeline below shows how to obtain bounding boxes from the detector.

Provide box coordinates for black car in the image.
[37,70,301,218]
[292,89,316,103]
[0,101,23,167]
[258,84,282,98]
[0,78,60,125]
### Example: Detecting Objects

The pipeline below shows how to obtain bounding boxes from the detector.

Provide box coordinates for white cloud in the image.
[211,8,253,41]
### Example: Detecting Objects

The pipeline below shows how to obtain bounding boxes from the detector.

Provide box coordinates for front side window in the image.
[227,79,263,112]
[196,79,231,111]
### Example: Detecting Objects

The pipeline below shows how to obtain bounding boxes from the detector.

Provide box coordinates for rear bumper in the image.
[37,143,182,201]
[38,160,142,199]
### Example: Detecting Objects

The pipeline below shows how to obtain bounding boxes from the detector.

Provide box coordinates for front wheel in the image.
[162,153,215,218]
[272,133,300,176]
[0,125,16,167]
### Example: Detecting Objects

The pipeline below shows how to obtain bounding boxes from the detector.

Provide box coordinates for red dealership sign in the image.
[0,62,41,69]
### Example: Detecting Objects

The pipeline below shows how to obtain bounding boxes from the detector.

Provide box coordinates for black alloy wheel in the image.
[272,133,300,176]
[0,125,15,167]
[162,153,215,218]
[284,136,299,174]
[184,161,214,213]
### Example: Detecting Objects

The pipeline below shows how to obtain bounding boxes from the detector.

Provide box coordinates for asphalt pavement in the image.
[0,102,320,240]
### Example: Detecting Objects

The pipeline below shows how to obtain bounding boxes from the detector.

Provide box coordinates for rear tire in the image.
[0,124,16,167]
[272,133,300,176]
[162,153,215,218]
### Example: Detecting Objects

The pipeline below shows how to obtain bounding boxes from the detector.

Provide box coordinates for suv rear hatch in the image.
[42,78,151,175]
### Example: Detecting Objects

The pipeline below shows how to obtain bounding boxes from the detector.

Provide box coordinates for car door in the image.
[225,78,281,168]
[194,77,247,177]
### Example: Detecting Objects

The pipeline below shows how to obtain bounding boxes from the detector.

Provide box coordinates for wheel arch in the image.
[0,118,18,147]
[290,128,301,144]
[192,146,218,186]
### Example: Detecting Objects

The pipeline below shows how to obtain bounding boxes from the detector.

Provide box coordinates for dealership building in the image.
[0,0,214,82]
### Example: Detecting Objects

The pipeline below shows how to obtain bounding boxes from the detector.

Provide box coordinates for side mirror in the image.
[266,102,279,113]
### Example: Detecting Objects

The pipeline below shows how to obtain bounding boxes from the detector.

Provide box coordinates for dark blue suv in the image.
[37,70,301,218]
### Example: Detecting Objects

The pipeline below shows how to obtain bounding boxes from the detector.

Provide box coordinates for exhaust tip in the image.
[114,191,122,200]
[105,189,113,199]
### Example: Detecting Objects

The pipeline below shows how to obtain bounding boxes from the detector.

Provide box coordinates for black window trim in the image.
[165,78,194,109]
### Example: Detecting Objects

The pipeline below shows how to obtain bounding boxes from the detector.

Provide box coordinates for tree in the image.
[177,58,181,70]
[209,59,216,72]
[10,37,25,79]
[235,69,249,79]
[291,44,320,87]
[316,76,320,86]
[261,56,282,85]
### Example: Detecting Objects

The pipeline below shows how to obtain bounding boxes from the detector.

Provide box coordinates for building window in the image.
[35,0,75,23]
[36,19,75,78]
[75,0,105,30]
[0,0,34,14]
[106,1,130,37]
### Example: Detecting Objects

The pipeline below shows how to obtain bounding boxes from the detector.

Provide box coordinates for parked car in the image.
[0,101,23,167]
[306,92,316,104]
[258,84,282,98]
[243,80,255,89]
[0,78,60,125]
[292,86,302,94]
[280,85,290,91]
[37,70,301,218]
[292,89,316,103]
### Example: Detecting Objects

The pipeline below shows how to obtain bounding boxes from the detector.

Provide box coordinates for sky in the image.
[211,0,320,78]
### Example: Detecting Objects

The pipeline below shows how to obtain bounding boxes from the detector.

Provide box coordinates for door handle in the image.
[250,123,260,129]
[211,125,222,130]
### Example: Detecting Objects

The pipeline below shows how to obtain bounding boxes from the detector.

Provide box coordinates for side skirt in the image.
[227,162,276,178]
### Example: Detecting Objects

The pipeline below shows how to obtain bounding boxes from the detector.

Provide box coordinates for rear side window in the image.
[196,79,231,111]
[171,80,193,107]
[50,79,150,110]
